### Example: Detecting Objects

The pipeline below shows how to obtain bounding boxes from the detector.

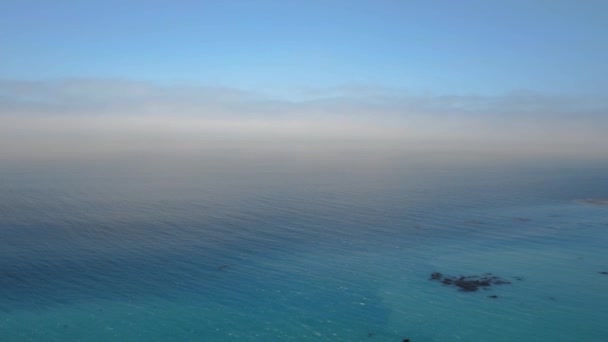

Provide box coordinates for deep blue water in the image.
[1,158,607,341]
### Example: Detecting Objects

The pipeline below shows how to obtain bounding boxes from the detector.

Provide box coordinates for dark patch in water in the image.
[430,272,512,292]
[464,220,483,225]
[430,272,442,280]
[217,264,231,271]
[402,339,410,342]
[513,276,524,281]
[514,217,531,222]
[599,271,608,275]
[488,295,498,299]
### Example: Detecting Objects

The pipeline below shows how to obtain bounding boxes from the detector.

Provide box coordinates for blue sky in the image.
[2,0,607,96]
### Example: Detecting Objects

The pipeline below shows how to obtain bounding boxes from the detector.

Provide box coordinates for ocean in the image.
[1,156,607,341]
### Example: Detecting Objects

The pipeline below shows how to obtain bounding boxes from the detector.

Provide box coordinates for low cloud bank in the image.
[1,79,606,162]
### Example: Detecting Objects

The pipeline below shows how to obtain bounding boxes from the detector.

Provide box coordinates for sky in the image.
[2,0,607,95]
[1,0,607,161]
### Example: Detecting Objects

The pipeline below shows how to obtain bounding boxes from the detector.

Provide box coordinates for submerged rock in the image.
[430,272,512,292]
[430,272,443,280]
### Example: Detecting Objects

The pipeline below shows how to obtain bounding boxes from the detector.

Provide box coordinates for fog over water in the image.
[1,79,606,163]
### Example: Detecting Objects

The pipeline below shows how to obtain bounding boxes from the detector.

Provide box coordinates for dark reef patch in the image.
[429,272,512,292]
[430,272,443,280]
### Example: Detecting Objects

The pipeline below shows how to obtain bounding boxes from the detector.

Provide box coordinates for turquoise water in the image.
[1,159,607,341]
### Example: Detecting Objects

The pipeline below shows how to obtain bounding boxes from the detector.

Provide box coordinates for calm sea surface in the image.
[1,157,607,341]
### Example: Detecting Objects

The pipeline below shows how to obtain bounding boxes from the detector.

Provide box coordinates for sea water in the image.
[1,157,607,341]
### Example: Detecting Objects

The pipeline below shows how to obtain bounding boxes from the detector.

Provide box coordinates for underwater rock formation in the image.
[429,272,512,292]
